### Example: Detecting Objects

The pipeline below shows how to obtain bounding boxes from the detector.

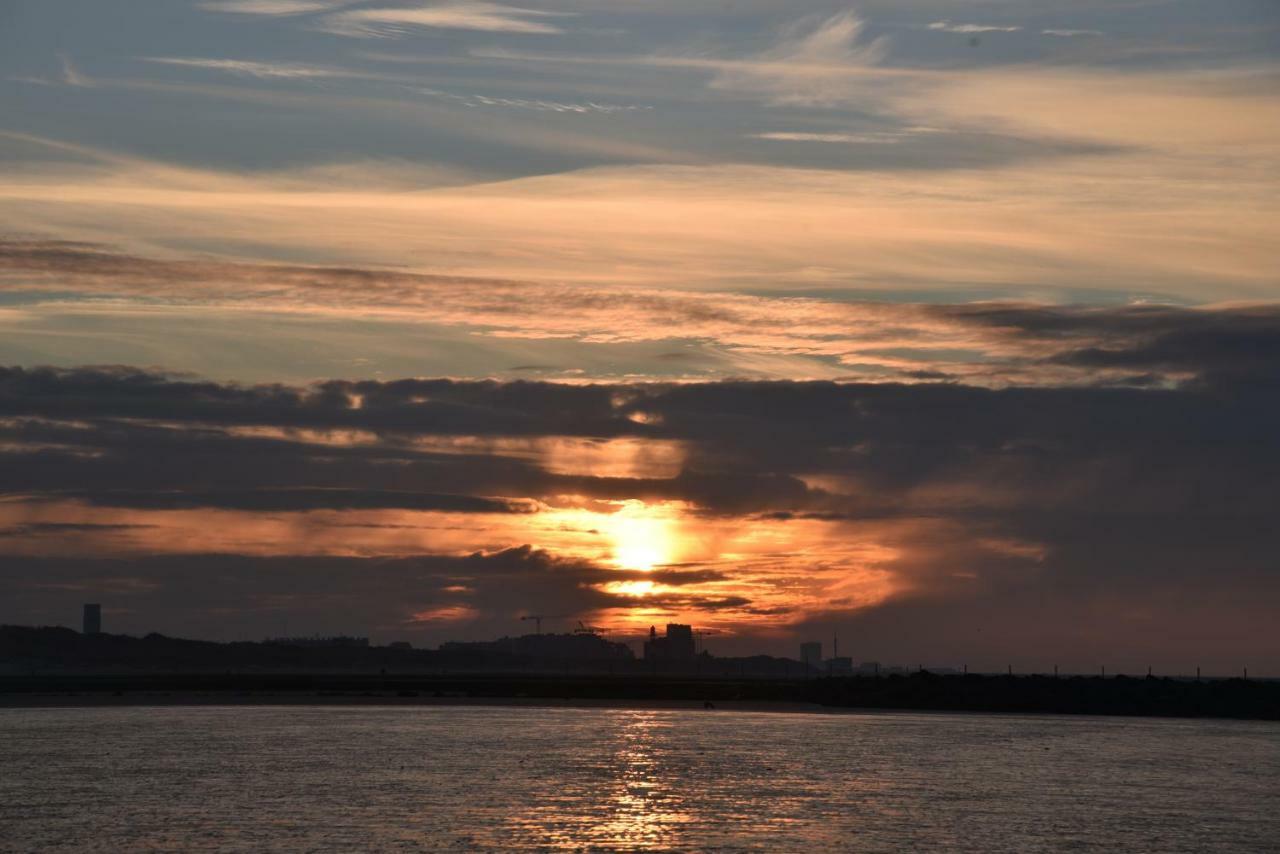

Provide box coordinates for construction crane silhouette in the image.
[520,614,570,635]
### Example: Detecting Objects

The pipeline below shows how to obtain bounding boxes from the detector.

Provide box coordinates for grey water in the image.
[1,706,1277,852]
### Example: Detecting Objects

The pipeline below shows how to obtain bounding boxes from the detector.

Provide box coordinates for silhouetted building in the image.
[800,641,822,668]
[82,604,101,635]
[265,635,369,648]
[644,624,696,660]
[827,656,853,676]
[387,641,413,650]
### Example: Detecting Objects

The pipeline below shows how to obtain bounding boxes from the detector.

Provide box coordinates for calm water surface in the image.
[1,706,1277,852]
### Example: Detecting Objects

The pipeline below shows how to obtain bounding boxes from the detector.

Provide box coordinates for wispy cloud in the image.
[141,57,363,80]
[417,87,650,114]
[710,11,890,106]
[58,53,91,87]
[927,21,1022,34]
[751,131,906,144]
[1041,29,1103,38]
[199,0,354,15]
[14,54,95,88]
[320,2,572,38]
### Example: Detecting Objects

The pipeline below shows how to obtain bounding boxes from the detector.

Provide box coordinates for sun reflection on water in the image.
[499,712,694,850]
[590,713,693,848]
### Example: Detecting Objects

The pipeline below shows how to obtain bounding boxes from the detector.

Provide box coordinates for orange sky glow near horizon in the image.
[0,492,914,637]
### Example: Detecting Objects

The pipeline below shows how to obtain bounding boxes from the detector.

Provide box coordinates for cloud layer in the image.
[3,238,1277,386]
[2,357,1277,670]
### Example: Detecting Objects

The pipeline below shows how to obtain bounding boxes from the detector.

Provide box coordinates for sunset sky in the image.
[1,0,1278,672]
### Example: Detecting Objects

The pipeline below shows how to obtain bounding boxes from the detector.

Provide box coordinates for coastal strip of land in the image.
[2,673,1276,720]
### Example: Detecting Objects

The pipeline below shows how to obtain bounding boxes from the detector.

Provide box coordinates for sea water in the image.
[1,706,1276,852]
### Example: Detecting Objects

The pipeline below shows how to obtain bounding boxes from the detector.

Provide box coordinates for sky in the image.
[1,0,1278,672]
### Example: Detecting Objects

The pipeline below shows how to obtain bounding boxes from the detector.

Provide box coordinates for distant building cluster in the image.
[68,601,927,677]
[644,624,696,661]
[801,641,913,677]
[801,638,853,674]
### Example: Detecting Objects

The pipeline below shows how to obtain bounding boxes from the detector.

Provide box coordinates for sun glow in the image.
[607,502,679,571]
[604,580,657,597]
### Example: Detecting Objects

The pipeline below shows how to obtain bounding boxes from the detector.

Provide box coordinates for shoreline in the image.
[3,671,1277,721]
[0,692,838,714]
[3,691,1278,724]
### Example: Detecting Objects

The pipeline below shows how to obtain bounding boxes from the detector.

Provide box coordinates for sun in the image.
[608,506,675,571]
[614,532,664,571]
